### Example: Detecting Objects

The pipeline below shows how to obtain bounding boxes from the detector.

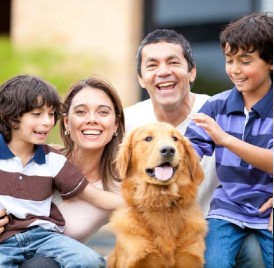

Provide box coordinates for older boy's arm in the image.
[77,183,125,210]
[220,134,272,173]
[190,113,273,173]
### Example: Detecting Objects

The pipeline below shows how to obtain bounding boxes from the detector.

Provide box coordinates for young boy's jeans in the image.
[205,218,273,268]
[0,226,105,268]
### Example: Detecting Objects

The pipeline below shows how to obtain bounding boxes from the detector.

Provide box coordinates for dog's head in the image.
[116,122,204,187]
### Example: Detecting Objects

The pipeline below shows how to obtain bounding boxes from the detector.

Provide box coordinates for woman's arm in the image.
[59,197,112,242]
[189,113,273,173]
[77,183,125,210]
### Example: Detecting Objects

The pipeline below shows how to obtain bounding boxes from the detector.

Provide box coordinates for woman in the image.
[58,76,124,242]
[2,76,125,267]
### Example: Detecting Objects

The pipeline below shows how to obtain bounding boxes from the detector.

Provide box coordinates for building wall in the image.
[11,0,144,107]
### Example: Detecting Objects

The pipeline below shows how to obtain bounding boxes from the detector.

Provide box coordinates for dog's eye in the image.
[172,136,178,142]
[144,136,152,142]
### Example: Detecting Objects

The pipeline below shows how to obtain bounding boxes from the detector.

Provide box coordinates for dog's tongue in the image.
[155,166,173,181]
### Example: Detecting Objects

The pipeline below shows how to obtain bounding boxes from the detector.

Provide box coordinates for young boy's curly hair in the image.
[0,74,62,143]
[220,12,273,67]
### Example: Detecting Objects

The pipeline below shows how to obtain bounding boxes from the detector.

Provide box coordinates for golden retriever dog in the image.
[107,122,207,268]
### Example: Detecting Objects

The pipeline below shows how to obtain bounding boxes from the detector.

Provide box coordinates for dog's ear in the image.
[182,138,204,185]
[115,131,133,179]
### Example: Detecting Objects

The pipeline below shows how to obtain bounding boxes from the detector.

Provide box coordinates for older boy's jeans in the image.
[0,226,105,268]
[235,232,264,268]
[205,218,273,268]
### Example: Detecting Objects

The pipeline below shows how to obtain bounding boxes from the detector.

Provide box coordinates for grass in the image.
[0,37,98,144]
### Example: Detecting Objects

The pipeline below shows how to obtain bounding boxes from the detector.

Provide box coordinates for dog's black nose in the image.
[160,146,175,157]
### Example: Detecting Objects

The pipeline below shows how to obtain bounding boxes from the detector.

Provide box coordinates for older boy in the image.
[186,12,273,268]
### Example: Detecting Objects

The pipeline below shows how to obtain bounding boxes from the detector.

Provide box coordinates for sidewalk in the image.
[86,223,116,257]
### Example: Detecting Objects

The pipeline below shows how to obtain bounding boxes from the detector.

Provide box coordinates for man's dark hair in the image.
[136,29,195,77]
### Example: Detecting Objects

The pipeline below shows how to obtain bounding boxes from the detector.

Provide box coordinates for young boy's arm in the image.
[189,113,273,174]
[77,183,125,210]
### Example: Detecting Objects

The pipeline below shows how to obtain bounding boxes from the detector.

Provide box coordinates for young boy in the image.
[0,74,123,267]
[185,12,273,268]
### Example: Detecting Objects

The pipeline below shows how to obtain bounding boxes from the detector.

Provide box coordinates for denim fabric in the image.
[205,218,273,268]
[235,232,264,268]
[19,256,60,268]
[0,227,105,268]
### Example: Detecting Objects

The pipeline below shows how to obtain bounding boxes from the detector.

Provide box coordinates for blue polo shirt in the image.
[185,86,273,228]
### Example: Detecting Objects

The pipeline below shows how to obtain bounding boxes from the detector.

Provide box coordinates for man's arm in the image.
[189,113,273,173]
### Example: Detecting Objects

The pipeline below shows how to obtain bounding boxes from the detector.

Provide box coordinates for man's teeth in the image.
[158,82,175,88]
[82,130,102,135]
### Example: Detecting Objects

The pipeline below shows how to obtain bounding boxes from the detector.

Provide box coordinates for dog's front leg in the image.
[107,234,157,268]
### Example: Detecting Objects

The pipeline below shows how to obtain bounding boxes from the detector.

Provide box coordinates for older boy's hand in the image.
[259,197,273,232]
[189,113,230,145]
[0,209,9,235]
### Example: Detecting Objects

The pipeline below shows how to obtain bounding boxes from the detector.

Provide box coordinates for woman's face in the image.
[64,87,118,151]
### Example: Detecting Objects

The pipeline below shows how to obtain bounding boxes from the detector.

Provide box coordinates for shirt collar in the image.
[0,134,46,164]
[0,134,14,159]
[226,87,245,114]
[226,86,273,119]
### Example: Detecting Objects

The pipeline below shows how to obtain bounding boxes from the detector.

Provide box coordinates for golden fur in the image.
[107,122,207,268]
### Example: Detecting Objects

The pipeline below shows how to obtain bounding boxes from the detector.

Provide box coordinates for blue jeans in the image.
[205,218,273,268]
[235,232,264,268]
[0,227,105,268]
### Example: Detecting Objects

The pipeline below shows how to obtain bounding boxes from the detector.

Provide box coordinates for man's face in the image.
[138,42,196,109]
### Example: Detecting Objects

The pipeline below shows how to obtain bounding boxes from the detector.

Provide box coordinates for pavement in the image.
[86,224,116,257]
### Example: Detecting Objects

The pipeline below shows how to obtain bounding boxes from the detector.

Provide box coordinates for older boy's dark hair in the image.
[220,12,273,66]
[136,29,195,77]
[0,74,61,143]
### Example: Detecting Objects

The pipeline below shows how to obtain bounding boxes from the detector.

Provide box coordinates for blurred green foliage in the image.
[0,37,99,144]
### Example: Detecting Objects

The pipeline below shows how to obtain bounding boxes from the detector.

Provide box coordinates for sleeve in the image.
[185,101,215,158]
[54,159,89,200]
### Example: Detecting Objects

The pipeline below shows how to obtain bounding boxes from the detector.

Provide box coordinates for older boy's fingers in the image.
[259,198,273,213]
[269,210,273,233]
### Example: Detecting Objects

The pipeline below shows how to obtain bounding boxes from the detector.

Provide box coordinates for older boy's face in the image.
[224,44,273,95]
[138,42,196,110]
[11,105,56,146]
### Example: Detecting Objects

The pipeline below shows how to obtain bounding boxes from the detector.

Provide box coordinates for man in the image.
[124,28,265,268]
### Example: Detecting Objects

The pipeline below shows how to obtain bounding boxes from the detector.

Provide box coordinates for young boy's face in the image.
[224,44,273,95]
[11,105,56,146]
